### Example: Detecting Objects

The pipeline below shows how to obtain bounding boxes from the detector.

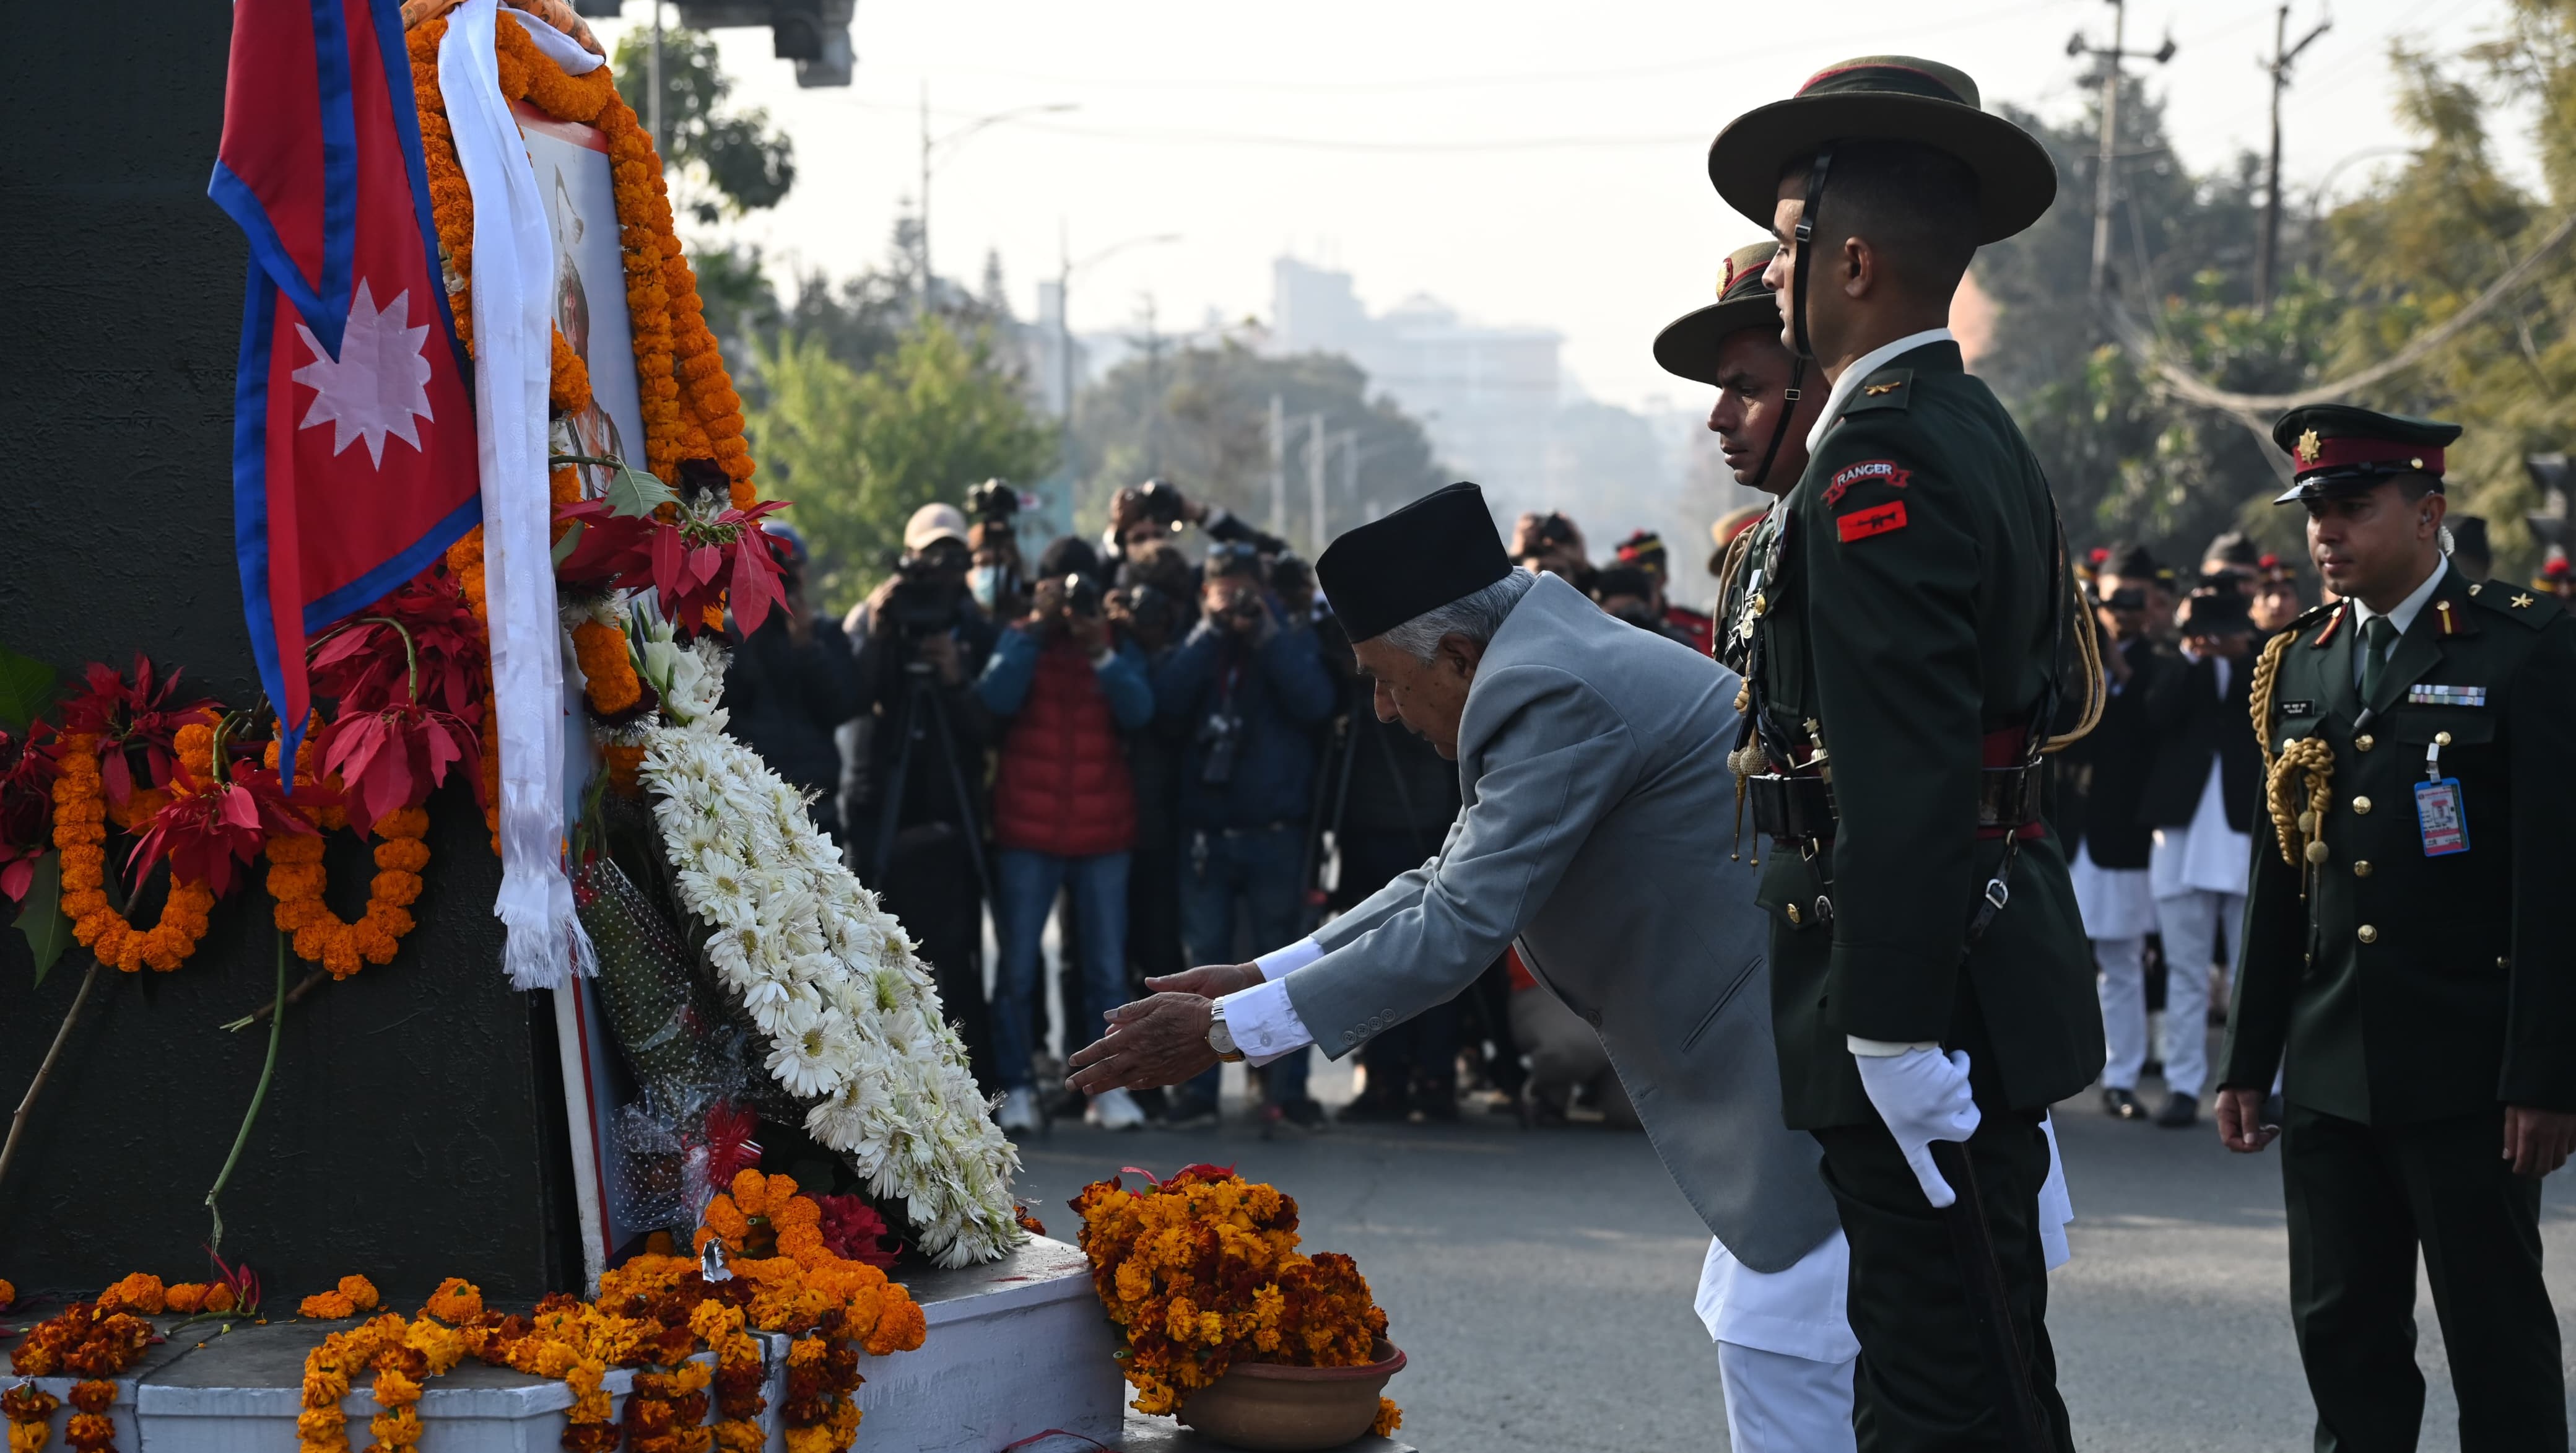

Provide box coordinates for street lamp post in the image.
[1053,229,1180,536]
[915,91,1077,314]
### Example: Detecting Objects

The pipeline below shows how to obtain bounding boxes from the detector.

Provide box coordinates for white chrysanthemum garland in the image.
[632,617,1025,1267]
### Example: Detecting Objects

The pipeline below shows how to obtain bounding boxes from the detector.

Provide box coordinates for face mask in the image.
[969,564,1014,609]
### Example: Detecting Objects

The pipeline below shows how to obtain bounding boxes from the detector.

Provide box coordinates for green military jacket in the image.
[1732,339,2104,1130]
[2219,565,2576,1122]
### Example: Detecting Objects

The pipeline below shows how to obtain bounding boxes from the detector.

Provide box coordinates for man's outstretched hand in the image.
[1067,993,1222,1094]
[1064,962,1265,1093]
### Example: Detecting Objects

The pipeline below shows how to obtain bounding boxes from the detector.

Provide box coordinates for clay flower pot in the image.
[1176,1340,1406,1451]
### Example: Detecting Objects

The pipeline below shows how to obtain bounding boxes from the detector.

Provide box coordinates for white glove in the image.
[1853,1046,1982,1208]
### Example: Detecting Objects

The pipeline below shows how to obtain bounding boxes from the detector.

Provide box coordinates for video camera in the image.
[965,479,1020,525]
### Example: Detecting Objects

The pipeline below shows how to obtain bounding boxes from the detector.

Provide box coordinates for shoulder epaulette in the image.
[2466,578,2566,629]
[1842,367,1914,415]
[2281,600,2337,633]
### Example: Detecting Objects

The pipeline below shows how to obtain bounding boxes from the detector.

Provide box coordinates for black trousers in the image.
[877,821,997,1093]
[1813,1106,2074,1453]
[2282,1101,2563,1452]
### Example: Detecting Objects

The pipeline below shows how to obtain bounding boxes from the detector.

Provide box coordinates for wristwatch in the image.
[1206,1002,1247,1063]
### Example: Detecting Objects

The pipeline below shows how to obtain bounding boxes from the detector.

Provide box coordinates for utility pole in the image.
[2068,1,2176,304]
[1053,229,1180,539]
[1267,395,1287,537]
[2256,2,2331,315]
[1308,413,1327,551]
[916,82,931,318]
[646,0,663,159]
[1135,299,1167,478]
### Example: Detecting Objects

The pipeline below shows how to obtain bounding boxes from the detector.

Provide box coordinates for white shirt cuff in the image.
[1218,976,1316,1068]
[1253,936,1325,980]
[1847,1035,1941,1057]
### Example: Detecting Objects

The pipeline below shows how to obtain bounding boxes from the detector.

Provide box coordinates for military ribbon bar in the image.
[2406,684,2487,707]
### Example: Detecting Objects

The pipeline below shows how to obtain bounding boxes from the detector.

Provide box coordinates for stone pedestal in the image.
[2,1239,1121,1453]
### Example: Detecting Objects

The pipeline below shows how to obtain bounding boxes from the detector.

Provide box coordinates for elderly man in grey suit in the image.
[1068,481,1862,1451]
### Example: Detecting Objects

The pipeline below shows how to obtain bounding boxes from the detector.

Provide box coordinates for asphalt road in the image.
[1005,1055,2576,1453]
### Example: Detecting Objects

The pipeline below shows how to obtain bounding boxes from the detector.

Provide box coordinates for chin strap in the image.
[1746,355,1809,490]
[1790,146,1837,363]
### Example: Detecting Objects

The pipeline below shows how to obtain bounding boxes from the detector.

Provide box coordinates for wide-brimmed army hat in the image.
[1654,242,1783,386]
[1706,56,2056,242]
[2269,404,2461,505]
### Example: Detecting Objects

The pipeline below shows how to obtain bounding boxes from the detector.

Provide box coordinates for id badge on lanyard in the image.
[2416,736,2468,857]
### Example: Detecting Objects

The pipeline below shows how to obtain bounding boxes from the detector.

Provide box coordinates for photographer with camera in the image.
[1510,510,1595,594]
[838,500,1003,1089]
[976,560,1158,1135]
[964,479,1030,621]
[1149,545,1337,1130]
[718,523,867,842]
[1102,478,1290,578]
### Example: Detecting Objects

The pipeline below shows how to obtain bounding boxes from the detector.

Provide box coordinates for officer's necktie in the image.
[2360,614,2399,702]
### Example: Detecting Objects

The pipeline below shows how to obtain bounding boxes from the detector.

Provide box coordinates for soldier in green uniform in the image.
[2218,404,2576,1452]
[1705,58,2104,1452]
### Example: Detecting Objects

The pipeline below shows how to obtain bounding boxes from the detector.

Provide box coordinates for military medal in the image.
[2406,684,2486,707]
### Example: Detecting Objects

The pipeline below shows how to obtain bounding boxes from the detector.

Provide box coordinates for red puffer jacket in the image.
[990,642,1138,857]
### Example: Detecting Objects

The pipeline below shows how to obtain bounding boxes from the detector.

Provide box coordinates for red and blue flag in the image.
[212,0,480,781]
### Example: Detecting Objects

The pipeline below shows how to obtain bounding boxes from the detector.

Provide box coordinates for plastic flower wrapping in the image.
[565,606,1020,1269]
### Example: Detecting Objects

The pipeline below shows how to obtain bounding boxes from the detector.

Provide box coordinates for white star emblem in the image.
[290,279,435,467]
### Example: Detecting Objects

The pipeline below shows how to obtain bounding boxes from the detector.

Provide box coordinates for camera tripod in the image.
[868,658,992,904]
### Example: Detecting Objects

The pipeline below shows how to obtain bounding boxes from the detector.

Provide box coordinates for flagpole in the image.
[646,0,663,157]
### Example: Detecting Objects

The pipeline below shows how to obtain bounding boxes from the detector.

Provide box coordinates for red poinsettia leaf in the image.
[1,855,31,904]
[144,743,175,790]
[328,714,386,788]
[650,525,684,603]
[102,748,133,806]
[130,653,155,705]
[727,537,782,636]
[424,718,461,785]
[687,544,722,590]
[218,785,261,833]
[310,627,376,672]
[363,741,413,831]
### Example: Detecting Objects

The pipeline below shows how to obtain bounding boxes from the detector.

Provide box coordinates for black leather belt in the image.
[1749,765,2043,845]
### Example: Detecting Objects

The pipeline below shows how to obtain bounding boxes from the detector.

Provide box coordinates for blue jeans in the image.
[1179,825,1310,1106]
[993,849,1132,1091]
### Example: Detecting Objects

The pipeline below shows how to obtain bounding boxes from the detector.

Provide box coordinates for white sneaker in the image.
[1087,1086,1147,1132]
[998,1086,1042,1134]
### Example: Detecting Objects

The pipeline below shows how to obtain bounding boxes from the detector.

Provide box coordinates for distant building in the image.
[1270,257,1560,517]
[1267,255,1760,598]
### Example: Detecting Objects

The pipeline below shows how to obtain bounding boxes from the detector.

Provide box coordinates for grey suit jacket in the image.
[1281,574,1840,1272]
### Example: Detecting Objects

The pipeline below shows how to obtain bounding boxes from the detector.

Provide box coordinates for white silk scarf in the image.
[442,0,595,989]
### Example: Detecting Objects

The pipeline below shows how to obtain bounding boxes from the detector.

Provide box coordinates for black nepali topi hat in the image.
[1705,56,2056,243]
[2269,404,2462,505]
[1316,482,1514,643]
[1655,242,1785,386]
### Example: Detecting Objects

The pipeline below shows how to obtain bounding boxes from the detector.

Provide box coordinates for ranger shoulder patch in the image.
[1822,458,1911,507]
[1837,500,1908,543]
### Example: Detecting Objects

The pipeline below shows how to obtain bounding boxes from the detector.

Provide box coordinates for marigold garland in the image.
[51,728,219,973]
[265,808,429,979]
[1,1385,58,1453]
[159,1283,237,1317]
[60,1383,113,1453]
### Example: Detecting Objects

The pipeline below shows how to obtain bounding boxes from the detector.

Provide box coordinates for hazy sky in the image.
[591,0,2517,412]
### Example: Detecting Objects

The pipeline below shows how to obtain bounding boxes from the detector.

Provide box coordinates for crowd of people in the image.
[716,481,1720,1138]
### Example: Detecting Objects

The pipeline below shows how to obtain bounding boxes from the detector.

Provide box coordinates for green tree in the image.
[612,27,794,225]
[1071,339,1446,552]
[750,318,1056,609]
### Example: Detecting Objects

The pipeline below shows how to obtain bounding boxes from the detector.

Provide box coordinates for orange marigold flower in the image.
[422,1277,482,1324]
[298,1291,357,1320]
[99,1272,167,1316]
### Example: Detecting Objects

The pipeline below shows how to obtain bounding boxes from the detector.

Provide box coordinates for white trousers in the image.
[2095,933,2149,1091]
[2151,888,2245,1101]
[1717,1341,1858,1453]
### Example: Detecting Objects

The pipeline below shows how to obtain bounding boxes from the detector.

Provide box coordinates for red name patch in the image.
[1822,458,1910,506]
[1837,500,1909,542]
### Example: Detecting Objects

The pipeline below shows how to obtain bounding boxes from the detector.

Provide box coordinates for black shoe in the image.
[2102,1087,2146,1120]
[1160,1092,1217,1130]
[2154,1091,2199,1128]
[1278,1097,1329,1132]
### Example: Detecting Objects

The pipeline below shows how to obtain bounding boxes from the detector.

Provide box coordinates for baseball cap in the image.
[903,503,970,552]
